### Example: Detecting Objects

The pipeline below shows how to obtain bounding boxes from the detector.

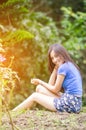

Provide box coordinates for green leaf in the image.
[3,30,34,45]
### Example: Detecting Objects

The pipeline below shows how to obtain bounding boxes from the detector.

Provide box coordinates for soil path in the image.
[1,109,86,130]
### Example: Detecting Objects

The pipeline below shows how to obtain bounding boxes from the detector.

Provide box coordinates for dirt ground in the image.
[1,107,86,130]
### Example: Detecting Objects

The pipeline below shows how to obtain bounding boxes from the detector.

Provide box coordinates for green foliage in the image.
[0,0,32,27]
[82,94,86,106]
[57,7,86,61]
[0,0,86,109]
[0,0,59,108]
[3,30,34,45]
[0,0,31,8]
[57,7,86,95]
[29,0,86,21]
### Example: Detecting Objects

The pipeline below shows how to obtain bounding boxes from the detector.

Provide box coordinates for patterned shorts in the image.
[53,93,82,113]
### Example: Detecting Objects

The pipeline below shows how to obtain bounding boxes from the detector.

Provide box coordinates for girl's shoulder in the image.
[58,62,73,73]
[58,62,69,74]
[62,61,73,68]
[60,61,71,68]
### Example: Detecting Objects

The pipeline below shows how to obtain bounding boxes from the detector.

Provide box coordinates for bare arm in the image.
[31,74,65,94]
[48,67,58,85]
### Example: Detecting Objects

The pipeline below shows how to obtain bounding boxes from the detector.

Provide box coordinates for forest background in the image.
[0,0,86,111]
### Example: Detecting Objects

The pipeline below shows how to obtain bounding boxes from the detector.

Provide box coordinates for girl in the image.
[13,43,82,113]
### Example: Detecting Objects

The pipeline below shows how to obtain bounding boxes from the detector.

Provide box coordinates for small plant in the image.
[0,40,20,124]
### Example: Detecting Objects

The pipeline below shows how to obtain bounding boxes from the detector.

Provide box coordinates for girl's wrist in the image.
[39,80,43,86]
[54,66,58,70]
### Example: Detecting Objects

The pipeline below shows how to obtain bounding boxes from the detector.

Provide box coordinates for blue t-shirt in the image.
[57,62,82,96]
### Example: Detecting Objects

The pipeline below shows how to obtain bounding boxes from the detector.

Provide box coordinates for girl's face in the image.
[50,50,64,67]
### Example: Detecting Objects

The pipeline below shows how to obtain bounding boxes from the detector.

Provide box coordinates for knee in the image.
[31,92,38,98]
[36,85,43,93]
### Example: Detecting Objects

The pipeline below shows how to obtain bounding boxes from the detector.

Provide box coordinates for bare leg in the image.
[12,92,57,111]
[12,85,62,112]
[36,85,62,97]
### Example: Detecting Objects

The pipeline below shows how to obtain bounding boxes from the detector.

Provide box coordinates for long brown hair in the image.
[48,43,79,73]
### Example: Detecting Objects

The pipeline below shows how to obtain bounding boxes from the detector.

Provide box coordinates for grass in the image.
[0,107,86,130]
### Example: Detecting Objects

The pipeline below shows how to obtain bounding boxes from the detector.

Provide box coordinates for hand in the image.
[31,78,41,85]
[54,64,58,70]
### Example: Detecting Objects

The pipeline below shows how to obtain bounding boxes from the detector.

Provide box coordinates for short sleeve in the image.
[58,63,68,76]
